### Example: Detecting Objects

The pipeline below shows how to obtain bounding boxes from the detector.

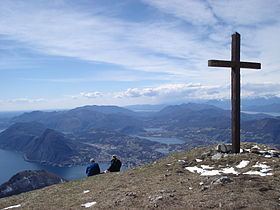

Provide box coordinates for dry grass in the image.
[0,143,279,209]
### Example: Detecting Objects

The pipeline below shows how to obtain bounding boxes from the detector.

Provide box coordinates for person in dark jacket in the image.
[86,158,100,177]
[107,155,122,172]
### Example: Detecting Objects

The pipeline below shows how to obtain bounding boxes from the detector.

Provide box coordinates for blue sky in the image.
[0,0,280,111]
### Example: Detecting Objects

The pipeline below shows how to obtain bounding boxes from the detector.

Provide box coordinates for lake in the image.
[135,135,185,145]
[0,149,109,185]
[242,111,280,117]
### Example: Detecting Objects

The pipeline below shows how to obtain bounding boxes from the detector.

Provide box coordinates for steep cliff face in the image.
[0,170,66,198]
[24,129,79,166]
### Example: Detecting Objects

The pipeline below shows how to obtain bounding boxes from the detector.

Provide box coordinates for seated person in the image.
[106,155,122,172]
[86,158,100,176]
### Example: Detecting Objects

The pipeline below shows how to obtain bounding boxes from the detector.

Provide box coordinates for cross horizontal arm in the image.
[208,60,261,69]
[208,60,231,68]
[239,62,261,69]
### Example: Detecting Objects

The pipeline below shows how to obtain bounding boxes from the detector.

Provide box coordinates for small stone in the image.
[259,187,272,192]
[251,145,261,154]
[126,192,137,198]
[201,151,212,158]
[200,186,209,191]
[149,195,163,203]
[155,196,163,201]
[212,153,222,160]
[211,176,233,185]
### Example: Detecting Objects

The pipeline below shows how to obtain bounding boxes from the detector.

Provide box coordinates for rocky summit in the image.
[0,143,279,209]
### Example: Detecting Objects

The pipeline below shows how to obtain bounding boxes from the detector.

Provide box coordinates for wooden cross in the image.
[208,32,261,153]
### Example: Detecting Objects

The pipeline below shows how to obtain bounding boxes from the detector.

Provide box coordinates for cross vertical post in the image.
[231,32,240,153]
[208,32,261,153]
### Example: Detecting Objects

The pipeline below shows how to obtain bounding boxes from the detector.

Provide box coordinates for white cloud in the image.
[0,1,191,75]
[242,83,280,98]
[115,82,280,102]
[2,82,280,111]
[0,0,235,80]
[115,83,228,101]
[142,0,217,25]
[80,92,103,99]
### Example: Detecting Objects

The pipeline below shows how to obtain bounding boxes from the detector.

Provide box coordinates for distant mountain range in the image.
[0,103,279,167]
[12,105,143,133]
[243,103,280,113]
[206,96,280,111]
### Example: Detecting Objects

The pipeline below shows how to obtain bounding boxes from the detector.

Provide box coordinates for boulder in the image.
[216,144,232,153]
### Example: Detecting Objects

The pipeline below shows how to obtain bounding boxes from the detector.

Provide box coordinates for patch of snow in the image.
[2,204,21,210]
[185,166,204,174]
[252,163,270,169]
[260,168,272,173]
[201,170,221,176]
[188,187,193,190]
[222,167,239,175]
[252,145,260,150]
[199,182,204,185]
[196,159,203,162]
[201,165,214,169]
[236,160,250,169]
[178,160,186,163]
[264,155,272,158]
[185,165,239,176]
[243,162,273,176]
[83,190,90,194]
[243,171,273,176]
[244,149,251,152]
[166,163,172,166]
[3,186,13,193]
[81,202,97,208]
